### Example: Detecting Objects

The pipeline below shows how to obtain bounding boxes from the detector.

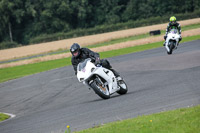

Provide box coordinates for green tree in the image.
[29,0,72,34]
[94,0,125,25]
[0,0,200,46]
[0,0,15,42]
[0,0,31,42]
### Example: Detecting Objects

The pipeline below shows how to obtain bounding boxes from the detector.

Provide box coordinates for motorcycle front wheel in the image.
[91,82,110,99]
[167,41,175,55]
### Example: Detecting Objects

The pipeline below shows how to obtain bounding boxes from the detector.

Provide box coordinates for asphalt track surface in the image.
[0,40,200,133]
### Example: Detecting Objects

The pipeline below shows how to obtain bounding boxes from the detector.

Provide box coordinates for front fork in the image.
[85,75,106,90]
[95,75,106,88]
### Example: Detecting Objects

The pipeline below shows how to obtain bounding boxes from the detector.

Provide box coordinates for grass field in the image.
[0,113,10,122]
[73,105,200,133]
[0,34,200,83]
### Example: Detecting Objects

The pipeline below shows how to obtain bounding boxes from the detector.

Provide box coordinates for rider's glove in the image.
[179,35,182,41]
[95,57,101,66]
[164,35,167,40]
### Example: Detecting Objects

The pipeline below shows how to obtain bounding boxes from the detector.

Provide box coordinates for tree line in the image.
[0,0,200,46]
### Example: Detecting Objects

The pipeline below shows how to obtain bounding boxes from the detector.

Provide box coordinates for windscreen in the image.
[170,29,178,34]
[77,58,91,71]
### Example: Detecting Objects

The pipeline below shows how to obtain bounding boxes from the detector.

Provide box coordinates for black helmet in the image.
[70,43,81,57]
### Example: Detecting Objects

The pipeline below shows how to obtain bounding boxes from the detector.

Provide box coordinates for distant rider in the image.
[70,43,122,80]
[163,16,182,46]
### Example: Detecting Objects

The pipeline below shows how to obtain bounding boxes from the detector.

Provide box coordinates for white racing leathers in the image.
[165,29,181,54]
[77,58,128,99]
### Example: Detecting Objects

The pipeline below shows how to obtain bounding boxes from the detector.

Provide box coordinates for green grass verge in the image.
[0,58,71,83]
[181,23,200,31]
[87,33,150,49]
[73,105,200,133]
[0,113,10,122]
[0,34,200,83]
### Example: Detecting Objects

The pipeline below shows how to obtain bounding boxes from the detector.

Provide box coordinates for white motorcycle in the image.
[77,58,128,99]
[165,29,181,55]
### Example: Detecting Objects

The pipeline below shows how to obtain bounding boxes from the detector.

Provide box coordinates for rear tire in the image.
[91,82,110,99]
[117,80,128,95]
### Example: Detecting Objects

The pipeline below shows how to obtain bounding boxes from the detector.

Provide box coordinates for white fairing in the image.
[77,58,120,95]
[165,29,180,52]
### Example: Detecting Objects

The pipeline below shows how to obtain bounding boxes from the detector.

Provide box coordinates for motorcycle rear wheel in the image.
[117,80,128,95]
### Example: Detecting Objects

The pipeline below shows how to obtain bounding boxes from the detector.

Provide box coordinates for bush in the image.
[0,41,20,50]
[29,10,200,44]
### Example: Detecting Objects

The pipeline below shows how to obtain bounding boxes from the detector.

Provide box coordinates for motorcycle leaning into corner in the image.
[77,58,128,99]
[165,29,181,55]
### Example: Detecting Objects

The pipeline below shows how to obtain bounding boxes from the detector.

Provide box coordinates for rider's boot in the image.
[110,68,122,81]
[177,37,182,47]
[175,43,179,49]
[177,40,181,46]
[163,41,166,46]
[175,40,181,49]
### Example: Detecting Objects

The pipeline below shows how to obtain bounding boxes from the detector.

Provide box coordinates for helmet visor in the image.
[72,50,79,57]
[171,21,176,24]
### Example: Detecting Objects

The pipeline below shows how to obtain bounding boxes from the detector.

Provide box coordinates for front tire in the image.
[117,80,128,95]
[168,41,175,55]
[91,82,110,99]
[167,51,172,55]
